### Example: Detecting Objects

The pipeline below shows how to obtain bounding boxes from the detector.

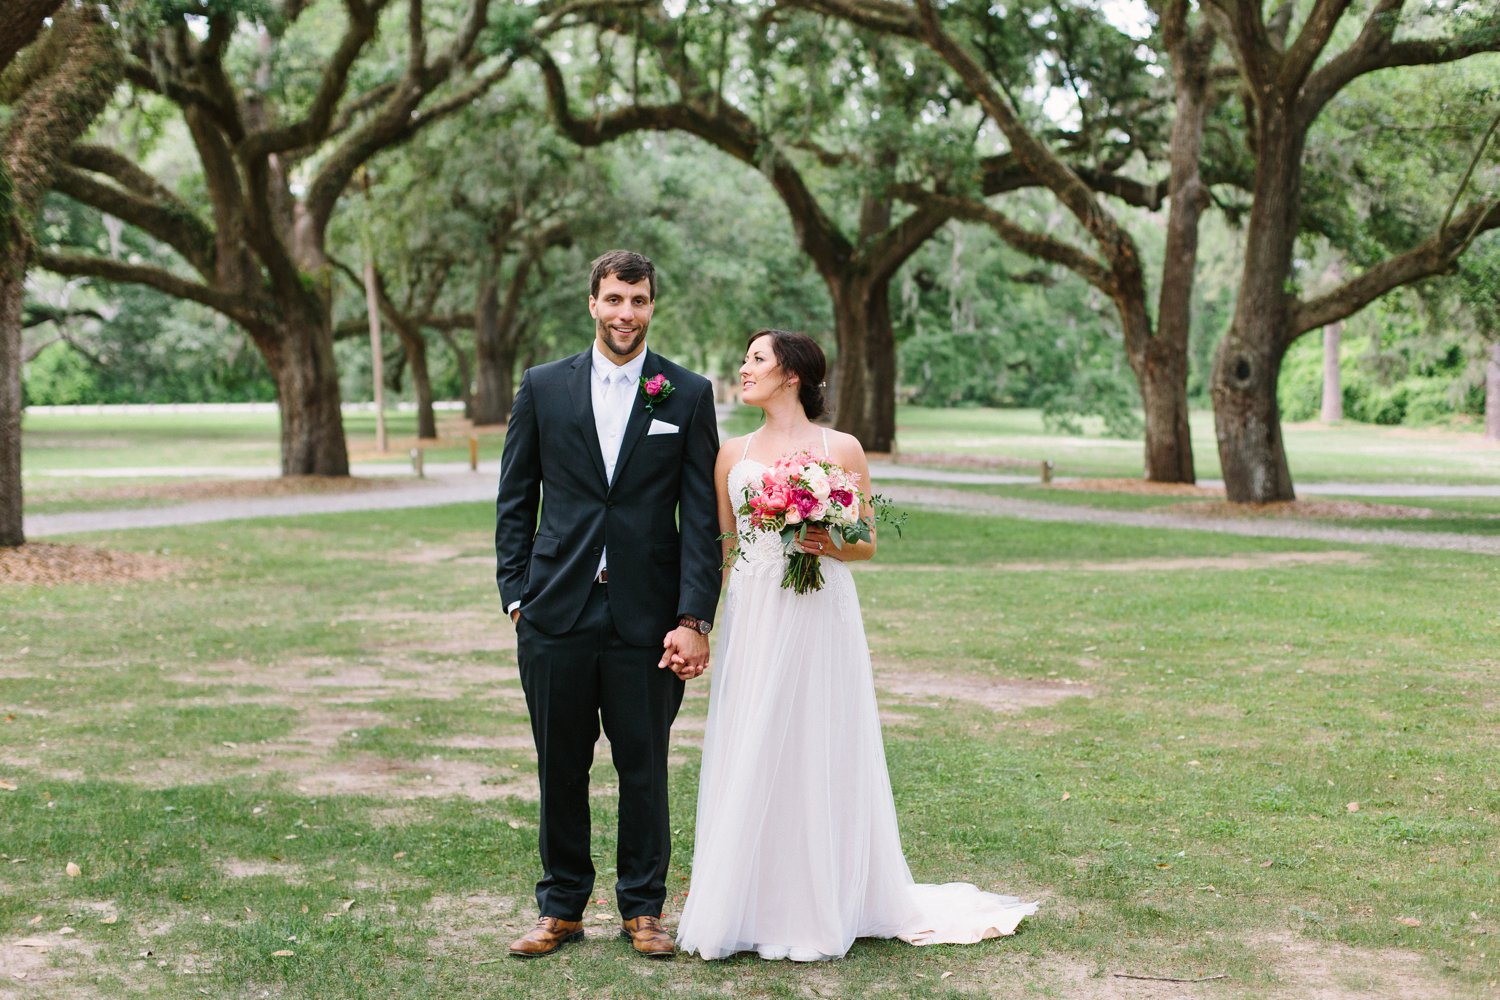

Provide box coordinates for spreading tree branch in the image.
[36,250,257,327]
[1290,200,1500,341]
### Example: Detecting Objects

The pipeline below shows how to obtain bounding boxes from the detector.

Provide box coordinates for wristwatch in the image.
[677,615,712,635]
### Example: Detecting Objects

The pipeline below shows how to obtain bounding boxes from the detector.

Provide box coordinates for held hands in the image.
[659,627,709,681]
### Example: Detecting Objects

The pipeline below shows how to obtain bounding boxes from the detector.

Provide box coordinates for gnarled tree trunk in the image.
[0,4,121,546]
[0,260,24,546]
[261,308,349,476]
[473,252,533,425]
[826,269,896,452]
[1134,318,1194,484]
[1211,121,1303,503]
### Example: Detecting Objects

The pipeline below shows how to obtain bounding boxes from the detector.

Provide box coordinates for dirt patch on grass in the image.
[0,543,180,587]
[1165,499,1435,520]
[288,753,532,801]
[221,859,303,880]
[875,664,1094,714]
[892,451,1039,471]
[1254,930,1448,999]
[424,891,525,952]
[1055,478,1225,497]
[0,929,104,996]
[860,551,1369,574]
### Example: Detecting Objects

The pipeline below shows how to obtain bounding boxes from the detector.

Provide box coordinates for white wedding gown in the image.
[676,441,1038,961]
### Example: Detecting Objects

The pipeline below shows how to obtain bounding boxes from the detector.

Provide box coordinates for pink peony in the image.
[830,488,854,508]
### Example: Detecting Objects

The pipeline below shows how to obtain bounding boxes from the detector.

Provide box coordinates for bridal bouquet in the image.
[736,452,900,594]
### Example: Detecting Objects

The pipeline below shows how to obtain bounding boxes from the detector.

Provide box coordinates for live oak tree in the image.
[794,0,1232,483]
[0,2,122,547]
[1205,0,1500,501]
[331,103,595,426]
[533,1,1002,451]
[38,0,534,476]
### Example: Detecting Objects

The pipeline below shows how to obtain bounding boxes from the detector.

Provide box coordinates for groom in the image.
[495,250,721,959]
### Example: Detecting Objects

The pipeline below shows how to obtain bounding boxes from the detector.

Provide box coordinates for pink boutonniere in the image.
[640,373,675,413]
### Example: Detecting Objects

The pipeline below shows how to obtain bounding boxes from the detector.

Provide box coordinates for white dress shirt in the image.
[591,345,647,578]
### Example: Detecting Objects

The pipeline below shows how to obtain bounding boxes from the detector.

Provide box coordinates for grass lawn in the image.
[1,504,1497,998]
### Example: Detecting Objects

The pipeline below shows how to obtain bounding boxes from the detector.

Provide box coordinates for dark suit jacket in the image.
[495,348,722,646]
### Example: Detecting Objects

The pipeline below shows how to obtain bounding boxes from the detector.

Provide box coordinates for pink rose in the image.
[830,489,854,508]
[645,374,667,396]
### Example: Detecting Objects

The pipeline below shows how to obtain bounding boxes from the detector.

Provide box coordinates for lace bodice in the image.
[727,458,788,577]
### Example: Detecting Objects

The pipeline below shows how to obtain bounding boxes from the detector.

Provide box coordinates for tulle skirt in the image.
[676,557,1037,961]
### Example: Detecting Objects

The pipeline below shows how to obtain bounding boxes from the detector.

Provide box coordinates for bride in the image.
[675,329,1038,962]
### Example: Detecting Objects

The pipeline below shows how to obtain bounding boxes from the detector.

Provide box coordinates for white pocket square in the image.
[647,419,679,436]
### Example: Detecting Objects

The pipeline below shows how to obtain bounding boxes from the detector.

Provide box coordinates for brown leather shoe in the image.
[620,915,675,958]
[508,916,584,958]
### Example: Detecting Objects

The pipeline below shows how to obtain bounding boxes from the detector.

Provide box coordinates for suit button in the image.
[607,501,616,509]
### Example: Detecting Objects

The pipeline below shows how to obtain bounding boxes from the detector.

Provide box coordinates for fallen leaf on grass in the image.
[1259,860,1274,868]
[27,915,41,926]
[0,780,17,791]
[65,862,81,877]
[1397,917,1421,928]
[59,926,75,935]
[100,914,118,925]
[1346,802,1359,812]
[1061,792,1071,801]
[271,949,295,957]
[941,971,954,980]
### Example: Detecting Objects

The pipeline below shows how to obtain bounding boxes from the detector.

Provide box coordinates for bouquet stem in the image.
[782,552,825,594]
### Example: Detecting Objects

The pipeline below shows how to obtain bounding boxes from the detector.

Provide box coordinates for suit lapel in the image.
[567,352,610,488]
[609,350,660,493]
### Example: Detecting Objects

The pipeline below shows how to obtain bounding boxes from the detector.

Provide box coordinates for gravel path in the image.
[23,465,1499,555]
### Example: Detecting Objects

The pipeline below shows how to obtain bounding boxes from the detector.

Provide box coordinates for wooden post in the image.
[1041,460,1054,483]
[1320,319,1343,423]
[410,447,424,478]
[359,168,387,454]
[468,434,479,471]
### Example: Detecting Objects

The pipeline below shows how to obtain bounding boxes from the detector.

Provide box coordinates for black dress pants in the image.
[516,582,685,920]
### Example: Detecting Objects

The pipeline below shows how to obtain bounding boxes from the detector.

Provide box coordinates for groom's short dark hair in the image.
[589,250,656,301]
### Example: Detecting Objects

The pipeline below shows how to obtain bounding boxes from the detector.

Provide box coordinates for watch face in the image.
[697,621,711,634]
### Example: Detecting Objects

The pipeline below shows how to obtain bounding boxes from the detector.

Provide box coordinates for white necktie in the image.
[600,369,631,481]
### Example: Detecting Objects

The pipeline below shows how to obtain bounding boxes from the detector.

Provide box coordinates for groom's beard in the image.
[596,317,649,361]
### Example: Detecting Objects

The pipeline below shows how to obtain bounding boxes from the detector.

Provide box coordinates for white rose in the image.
[803,466,831,500]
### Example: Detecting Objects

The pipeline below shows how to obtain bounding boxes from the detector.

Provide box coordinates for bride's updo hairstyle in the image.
[747,328,828,420]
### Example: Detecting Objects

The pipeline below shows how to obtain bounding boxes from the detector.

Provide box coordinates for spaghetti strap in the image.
[741,429,757,461]
[820,426,829,455]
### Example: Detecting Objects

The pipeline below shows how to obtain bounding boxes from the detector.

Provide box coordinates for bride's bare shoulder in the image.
[718,434,751,462]
[823,429,866,464]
